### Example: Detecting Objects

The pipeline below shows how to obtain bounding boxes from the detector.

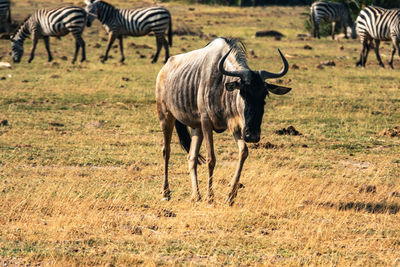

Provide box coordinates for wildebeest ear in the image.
[265,83,291,95]
[225,81,240,91]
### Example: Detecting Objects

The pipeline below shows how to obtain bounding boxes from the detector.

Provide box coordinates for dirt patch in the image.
[275,126,301,136]
[49,122,64,127]
[318,60,336,67]
[128,42,153,49]
[0,119,8,126]
[359,185,376,194]
[173,25,203,37]
[255,30,285,39]
[157,208,176,218]
[250,142,281,149]
[379,126,400,137]
[303,45,312,50]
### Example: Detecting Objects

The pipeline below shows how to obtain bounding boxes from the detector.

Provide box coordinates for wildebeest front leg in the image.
[43,36,53,62]
[188,128,203,202]
[102,32,117,63]
[201,119,216,203]
[160,113,175,201]
[28,33,39,63]
[226,132,248,206]
[118,36,125,63]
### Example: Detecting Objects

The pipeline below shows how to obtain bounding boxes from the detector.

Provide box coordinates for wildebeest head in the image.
[219,48,291,143]
[84,0,99,27]
[10,38,23,63]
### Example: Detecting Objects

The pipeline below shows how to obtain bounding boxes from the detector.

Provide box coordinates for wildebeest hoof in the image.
[28,59,32,63]
[120,58,125,63]
[161,196,170,201]
[81,58,86,63]
[191,194,202,202]
[379,63,385,68]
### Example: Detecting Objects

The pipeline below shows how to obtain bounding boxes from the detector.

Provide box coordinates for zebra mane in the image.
[225,37,247,66]
[97,0,116,10]
[11,15,31,39]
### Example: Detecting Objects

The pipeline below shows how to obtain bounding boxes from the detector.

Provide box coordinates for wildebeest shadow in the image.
[338,201,400,214]
[304,200,400,214]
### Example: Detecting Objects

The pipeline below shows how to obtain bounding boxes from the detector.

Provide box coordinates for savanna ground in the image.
[1,0,400,265]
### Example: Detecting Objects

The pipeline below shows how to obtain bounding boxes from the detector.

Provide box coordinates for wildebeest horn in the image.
[259,49,289,80]
[218,48,245,78]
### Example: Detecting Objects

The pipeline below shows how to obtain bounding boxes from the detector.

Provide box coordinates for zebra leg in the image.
[28,33,39,63]
[362,40,372,67]
[162,35,169,63]
[389,37,400,69]
[373,40,384,68]
[43,36,53,62]
[343,23,348,39]
[72,39,80,64]
[118,36,125,63]
[102,32,117,63]
[331,21,336,40]
[315,21,320,39]
[152,34,163,64]
[80,38,86,63]
[188,128,203,202]
[389,46,396,69]
[159,112,175,201]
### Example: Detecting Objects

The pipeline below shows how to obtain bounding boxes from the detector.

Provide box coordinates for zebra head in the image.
[10,38,23,63]
[219,48,291,143]
[84,0,99,27]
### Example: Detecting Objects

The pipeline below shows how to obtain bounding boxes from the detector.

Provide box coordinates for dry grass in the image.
[1,1,400,266]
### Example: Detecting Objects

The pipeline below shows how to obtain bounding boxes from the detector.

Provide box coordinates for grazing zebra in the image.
[84,0,172,63]
[356,6,400,68]
[310,1,356,40]
[0,0,11,33]
[10,6,87,63]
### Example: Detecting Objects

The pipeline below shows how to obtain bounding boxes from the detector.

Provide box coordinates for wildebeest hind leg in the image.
[226,133,248,206]
[160,113,175,201]
[188,128,203,202]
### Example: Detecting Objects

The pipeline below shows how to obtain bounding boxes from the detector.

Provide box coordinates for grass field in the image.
[1,0,400,265]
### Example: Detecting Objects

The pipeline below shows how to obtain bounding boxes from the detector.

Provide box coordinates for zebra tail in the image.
[168,18,172,47]
[174,120,205,165]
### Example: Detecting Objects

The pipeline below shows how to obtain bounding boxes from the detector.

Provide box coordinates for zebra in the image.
[310,1,356,40]
[0,0,11,33]
[356,6,400,68]
[84,0,172,64]
[10,6,87,63]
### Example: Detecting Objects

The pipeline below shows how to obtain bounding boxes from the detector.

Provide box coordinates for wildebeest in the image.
[156,38,291,205]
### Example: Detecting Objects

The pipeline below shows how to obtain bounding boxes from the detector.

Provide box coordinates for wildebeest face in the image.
[226,72,267,143]
[10,39,23,63]
[219,47,291,143]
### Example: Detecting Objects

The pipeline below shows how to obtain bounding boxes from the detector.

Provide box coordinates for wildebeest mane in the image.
[11,14,31,38]
[225,37,247,65]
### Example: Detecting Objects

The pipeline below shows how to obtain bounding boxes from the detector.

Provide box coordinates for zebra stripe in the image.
[0,0,11,33]
[85,0,172,63]
[310,1,355,39]
[10,6,87,63]
[356,6,400,68]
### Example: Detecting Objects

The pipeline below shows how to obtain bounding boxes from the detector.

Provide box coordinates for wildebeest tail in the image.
[168,18,172,47]
[174,120,205,164]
